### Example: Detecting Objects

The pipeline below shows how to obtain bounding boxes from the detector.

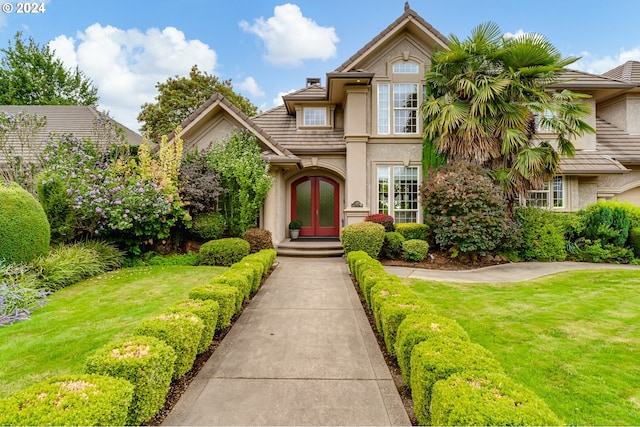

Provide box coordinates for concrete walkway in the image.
[163,257,410,426]
[386,261,640,283]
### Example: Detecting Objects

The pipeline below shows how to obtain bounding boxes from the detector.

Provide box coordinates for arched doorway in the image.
[291,176,340,237]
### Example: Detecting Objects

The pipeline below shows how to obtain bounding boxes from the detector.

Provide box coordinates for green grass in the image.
[0,265,225,398]
[408,270,640,426]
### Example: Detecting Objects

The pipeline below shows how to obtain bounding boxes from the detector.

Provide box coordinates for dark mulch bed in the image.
[380,250,508,271]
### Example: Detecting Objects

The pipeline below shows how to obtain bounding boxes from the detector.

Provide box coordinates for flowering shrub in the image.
[0,263,49,326]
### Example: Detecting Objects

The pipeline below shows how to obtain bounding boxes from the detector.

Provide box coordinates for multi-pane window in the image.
[392,61,419,74]
[534,109,555,132]
[377,166,420,222]
[378,85,390,134]
[526,176,564,208]
[303,107,326,126]
[378,83,418,134]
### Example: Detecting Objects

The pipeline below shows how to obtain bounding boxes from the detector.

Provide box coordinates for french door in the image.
[291,176,340,237]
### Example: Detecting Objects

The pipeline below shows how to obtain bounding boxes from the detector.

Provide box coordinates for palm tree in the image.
[422,22,594,206]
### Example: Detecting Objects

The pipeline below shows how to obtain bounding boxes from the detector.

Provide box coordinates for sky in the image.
[0,0,639,133]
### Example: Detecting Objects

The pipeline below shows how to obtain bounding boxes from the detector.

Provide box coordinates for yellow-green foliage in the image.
[341,222,385,258]
[134,312,204,380]
[410,338,503,425]
[430,371,563,426]
[199,238,251,266]
[379,297,434,356]
[0,374,133,426]
[370,281,415,334]
[167,299,219,354]
[395,313,469,387]
[0,182,50,263]
[395,222,430,241]
[84,336,176,425]
[230,262,262,293]
[189,283,240,330]
[211,274,249,311]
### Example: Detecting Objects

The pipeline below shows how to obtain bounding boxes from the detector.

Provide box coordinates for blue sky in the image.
[1,0,639,132]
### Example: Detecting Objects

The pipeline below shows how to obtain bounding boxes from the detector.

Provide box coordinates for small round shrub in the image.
[84,336,176,425]
[394,223,430,241]
[365,213,395,232]
[199,238,250,266]
[410,337,503,425]
[515,207,567,261]
[191,211,226,241]
[243,228,274,253]
[402,239,430,262]
[0,182,50,263]
[369,281,416,334]
[189,283,240,330]
[581,201,630,247]
[430,371,562,426]
[630,227,640,258]
[0,374,133,426]
[167,299,220,354]
[381,232,405,259]
[341,222,385,258]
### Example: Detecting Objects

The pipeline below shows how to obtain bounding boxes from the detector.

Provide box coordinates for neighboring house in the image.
[0,105,143,165]
[172,4,640,245]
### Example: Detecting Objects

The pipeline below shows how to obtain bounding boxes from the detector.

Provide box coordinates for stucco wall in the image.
[598,94,640,134]
[597,168,640,202]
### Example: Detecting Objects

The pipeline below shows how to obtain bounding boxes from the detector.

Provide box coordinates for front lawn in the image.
[408,270,640,426]
[0,265,225,398]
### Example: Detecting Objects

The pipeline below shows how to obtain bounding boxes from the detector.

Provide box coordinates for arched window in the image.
[392,61,419,74]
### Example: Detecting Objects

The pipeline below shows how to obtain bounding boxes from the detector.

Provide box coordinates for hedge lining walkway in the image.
[163,257,410,426]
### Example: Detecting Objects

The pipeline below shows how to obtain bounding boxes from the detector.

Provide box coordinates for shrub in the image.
[402,239,430,262]
[381,232,405,259]
[394,223,430,241]
[0,181,50,264]
[167,299,220,354]
[430,371,562,426]
[144,251,201,266]
[0,374,133,426]
[395,313,469,387]
[421,163,509,255]
[32,243,104,291]
[410,338,503,425]
[134,312,204,380]
[365,213,395,232]
[230,262,263,293]
[189,283,240,330]
[581,201,631,247]
[199,238,251,266]
[341,222,385,258]
[360,266,398,308]
[346,250,370,275]
[84,336,176,425]
[378,297,434,356]
[80,240,125,271]
[515,207,567,261]
[244,249,276,275]
[243,228,274,253]
[573,239,634,263]
[370,281,416,334]
[179,149,226,216]
[212,271,251,309]
[36,170,77,243]
[630,227,640,258]
[191,211,226,241]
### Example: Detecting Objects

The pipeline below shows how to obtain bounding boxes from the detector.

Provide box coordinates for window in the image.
[377,166,420,222]
[534,109,554,132]
[392,61,419,74]
[303,108,326,126]
[378,83,418,134]
[526,176,564,208]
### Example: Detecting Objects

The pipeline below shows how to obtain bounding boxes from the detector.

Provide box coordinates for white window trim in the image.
[376,164,422,223]
[525,176,565,209]
[302,107,327,127]
[378,84,390,135]
[392,61,420,74]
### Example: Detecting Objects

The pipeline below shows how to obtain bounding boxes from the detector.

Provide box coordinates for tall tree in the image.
[422,22,594,204]
[137,65,258,142]
[0,32,98,106]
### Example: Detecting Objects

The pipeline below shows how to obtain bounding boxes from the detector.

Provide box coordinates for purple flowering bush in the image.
[0,262,48,327]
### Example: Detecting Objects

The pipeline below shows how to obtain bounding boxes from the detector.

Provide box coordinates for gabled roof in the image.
[602,61,640,84]
[560,151,628,174]
[252,105,346,153]
[595,117,640,163]
[0,105,142,145]
[550,69,634,90]
[173,93,301,165]
[334,4,449,73]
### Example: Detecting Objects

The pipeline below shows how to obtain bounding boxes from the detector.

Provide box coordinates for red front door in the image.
[291,176,340,237]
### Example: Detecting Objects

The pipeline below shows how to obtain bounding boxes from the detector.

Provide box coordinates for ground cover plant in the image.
[0,265,224,399]
[408,270,640,425]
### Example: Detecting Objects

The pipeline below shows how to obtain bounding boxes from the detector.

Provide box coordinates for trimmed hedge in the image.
[212,271,252,306]
[134,312,204,380]
[378,297,434,356]
[0,374,133,426]
[395,222,429,241]
[245,249,277,276]
[84,336,176,425]
[370,281,416,334]
[189,283,240,330]
[410,337,503,425]
[430,371,562,426]
[229,262,263,293]
[395,313,470,387]
[167,299,219,354]
[199,238,250,266]
[381,231,405,259]
[402,239,430,262]
[0,181,50,264]
[341,222,385,258]
[243,227,274,253]
[347,250,370,274]
[630,227,640,258]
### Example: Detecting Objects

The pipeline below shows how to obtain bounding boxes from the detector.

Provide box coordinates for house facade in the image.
[173,5,640,246]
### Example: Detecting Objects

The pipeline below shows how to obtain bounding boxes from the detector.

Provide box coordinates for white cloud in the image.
[503,29,527,39]
[272,89,296,107]
[237,76,265,97]
[573,46,640,75]
[48,23,217,131]
[239,3,339,67]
